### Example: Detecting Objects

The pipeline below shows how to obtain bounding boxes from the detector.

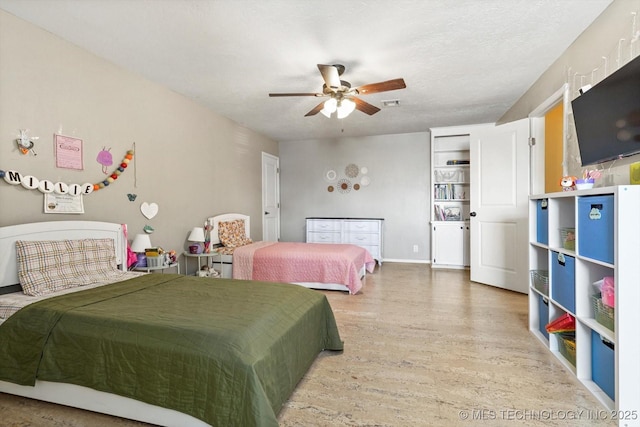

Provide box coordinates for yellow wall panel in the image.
[545,103,564,193]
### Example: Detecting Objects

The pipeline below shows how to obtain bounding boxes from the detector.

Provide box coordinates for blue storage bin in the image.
[591,330,615,400]
[578,195,614,263]
[536,199,549,244]
[538,294,549,339]
[551,251,575,313]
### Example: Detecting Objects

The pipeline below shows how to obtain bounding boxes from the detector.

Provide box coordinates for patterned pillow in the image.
[218,219,252,248]
[16,238,121,296]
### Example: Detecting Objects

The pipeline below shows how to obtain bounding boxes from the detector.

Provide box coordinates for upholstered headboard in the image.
[0,221,127,289]
[207,213,250,245]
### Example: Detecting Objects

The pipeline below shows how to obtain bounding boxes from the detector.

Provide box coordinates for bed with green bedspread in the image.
[0,273,343,427]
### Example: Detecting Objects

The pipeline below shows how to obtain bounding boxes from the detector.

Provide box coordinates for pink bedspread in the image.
[233,242,375,294]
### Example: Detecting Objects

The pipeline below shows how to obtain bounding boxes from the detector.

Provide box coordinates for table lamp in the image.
[131,234,152,267]
[188,227,206,254]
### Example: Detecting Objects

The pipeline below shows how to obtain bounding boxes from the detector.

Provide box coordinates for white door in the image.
[262,152,280,241]
[470,119,529,293]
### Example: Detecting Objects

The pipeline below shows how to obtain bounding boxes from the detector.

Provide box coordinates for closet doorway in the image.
[262,152,280,242]
[529,84,570,195]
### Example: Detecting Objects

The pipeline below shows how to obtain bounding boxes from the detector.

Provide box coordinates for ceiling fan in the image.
[269,64,406,118]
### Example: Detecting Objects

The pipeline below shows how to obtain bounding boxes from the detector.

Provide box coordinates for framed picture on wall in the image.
[54,134,84,170]
[44,193,84,214]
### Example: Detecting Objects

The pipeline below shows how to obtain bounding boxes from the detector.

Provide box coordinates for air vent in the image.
[381,99,401,107]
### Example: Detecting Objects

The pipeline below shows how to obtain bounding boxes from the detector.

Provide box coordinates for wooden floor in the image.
[0,263,615,426]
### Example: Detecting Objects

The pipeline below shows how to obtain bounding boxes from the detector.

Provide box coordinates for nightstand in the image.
[182,252,222,276]
[133,262,180,274]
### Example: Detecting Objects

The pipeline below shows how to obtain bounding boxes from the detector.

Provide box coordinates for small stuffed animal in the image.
[560,176,577,191]
[198,265,220,278]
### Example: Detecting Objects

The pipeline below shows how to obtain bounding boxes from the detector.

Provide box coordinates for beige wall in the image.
[499,0,640,182]
[0,10,278,258]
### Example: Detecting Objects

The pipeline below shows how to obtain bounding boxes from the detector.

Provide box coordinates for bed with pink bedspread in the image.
[209,214,375,294]
[232,241,375,294]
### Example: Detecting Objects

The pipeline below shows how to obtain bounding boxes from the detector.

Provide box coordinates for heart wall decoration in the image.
[140,202,159,219]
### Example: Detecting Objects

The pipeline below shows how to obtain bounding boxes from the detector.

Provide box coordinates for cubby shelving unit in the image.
[529,186,640,426]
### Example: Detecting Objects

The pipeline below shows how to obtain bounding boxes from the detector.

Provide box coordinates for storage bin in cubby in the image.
[536,199,549,244]
[530,270,549,295]
[591,293,615,331]
[559,336,576,367]
[578,195,614,263]
[538,294,549,339]
[551,252,575,313]
[559,227,575,251]
[591,330,615,400]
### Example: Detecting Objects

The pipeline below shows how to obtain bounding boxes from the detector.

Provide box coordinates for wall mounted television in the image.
[571,54,640,166]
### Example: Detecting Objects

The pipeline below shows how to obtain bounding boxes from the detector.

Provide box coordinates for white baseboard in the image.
[382,258,431,264]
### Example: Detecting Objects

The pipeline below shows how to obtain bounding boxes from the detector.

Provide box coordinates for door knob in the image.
[469,212,477,217]
[264,211,270,215]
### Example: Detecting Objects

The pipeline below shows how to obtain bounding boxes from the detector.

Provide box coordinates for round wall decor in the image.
[337,178,352,193]
[345,163,359,178]
[324,169,337,182]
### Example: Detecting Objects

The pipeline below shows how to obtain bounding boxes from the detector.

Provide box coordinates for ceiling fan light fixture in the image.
[336,98,356,119]
[321,98,338,117]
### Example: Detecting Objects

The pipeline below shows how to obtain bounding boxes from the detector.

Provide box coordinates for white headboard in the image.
[207,213,250,245]
[0,221,127,289]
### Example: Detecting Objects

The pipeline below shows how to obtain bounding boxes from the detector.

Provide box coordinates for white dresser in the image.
[306,217,383,264]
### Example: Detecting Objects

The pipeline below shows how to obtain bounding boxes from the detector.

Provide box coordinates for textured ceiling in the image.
[0,0,612,142]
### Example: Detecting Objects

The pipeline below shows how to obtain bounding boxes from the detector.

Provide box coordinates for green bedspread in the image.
[0,274,343,426]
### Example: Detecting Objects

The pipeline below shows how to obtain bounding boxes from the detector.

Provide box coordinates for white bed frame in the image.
[208,213,366,293]
[0,221,208,427]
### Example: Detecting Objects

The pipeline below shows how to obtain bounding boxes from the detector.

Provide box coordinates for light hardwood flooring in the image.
[0,263,615,426]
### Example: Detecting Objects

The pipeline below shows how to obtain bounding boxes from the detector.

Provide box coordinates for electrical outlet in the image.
[413,245,419,253]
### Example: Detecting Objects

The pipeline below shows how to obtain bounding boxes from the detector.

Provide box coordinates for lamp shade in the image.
[130,234,152,253]
[188,227,206,242]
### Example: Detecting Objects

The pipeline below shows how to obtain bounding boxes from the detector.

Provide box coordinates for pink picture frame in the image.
[54,134,83,170]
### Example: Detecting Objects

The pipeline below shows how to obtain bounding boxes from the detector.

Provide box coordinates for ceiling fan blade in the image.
[352,97,381,115]
[305,102,326,117]
[269,92,322,97]
[317,64,341,91]
[355,78,406,95]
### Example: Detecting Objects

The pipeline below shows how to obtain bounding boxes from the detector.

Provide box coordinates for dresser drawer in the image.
[344,220,380,233]
[344,232,378,245]
[307,231,341,244]
[307,219,342,232]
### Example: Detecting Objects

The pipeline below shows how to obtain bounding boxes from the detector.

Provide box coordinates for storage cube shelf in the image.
[529,186,640,426]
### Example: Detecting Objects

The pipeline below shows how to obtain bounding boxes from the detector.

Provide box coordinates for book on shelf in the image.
[446,160,470,165]
[434,184,466,200]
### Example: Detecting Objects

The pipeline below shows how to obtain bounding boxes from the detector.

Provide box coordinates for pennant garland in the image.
[0,149,134,196]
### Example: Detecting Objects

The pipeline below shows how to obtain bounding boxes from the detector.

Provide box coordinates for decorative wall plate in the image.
[345,163,359,178]
[327,185,334,192]
[360,166,368,175]
[353,183,360,191]
[360,176,371,187]
[337,178,352,193]
[324,168,337,182]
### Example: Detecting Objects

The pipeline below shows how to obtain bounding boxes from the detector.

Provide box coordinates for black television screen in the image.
[571,54,640,166]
